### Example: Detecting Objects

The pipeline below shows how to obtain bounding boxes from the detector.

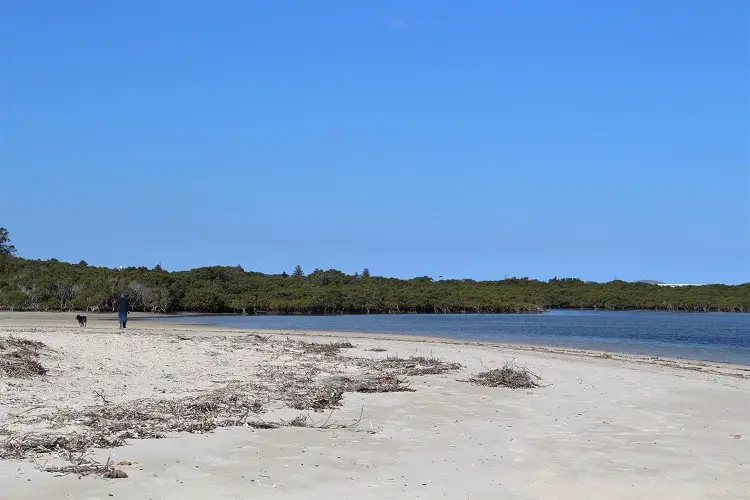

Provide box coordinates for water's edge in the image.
[143,310,750,366]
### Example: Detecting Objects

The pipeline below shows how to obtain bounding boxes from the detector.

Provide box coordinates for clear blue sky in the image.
[1,1,748,284]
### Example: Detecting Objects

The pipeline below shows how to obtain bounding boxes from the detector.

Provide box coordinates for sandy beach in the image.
[0,312,748,500]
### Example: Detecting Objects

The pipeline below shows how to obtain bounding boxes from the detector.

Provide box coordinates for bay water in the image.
[149,310,750,365]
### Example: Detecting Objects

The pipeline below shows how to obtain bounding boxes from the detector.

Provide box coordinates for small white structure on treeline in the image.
[656,283,701,287]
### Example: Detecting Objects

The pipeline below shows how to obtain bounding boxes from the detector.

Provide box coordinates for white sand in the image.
[0,312,748,500]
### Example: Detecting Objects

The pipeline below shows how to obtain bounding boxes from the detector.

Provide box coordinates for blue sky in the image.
[1,1,748,283]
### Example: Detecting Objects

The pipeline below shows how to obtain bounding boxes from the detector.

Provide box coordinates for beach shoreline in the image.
[0,312,748,499]
[4,310,748,357]
[4,310,750,372]
[139,311,750,367]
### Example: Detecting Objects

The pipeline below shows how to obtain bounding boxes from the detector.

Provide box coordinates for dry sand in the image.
[0,312,748,500]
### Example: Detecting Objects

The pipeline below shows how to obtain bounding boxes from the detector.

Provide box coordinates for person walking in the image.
[116,293,130,329]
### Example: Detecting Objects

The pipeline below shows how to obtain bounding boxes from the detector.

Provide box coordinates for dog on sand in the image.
[75,314,87,327]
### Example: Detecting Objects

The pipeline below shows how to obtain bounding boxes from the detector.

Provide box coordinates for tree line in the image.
[0,229,748,314]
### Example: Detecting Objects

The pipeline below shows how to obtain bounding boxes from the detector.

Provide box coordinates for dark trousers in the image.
[118,311,128,328]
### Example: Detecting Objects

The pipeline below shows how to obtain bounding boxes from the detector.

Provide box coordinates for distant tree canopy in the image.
[0,254,748,314]
[292,265,305,278]
[0,228,16,256]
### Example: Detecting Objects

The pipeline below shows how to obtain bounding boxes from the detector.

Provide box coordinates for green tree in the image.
[0,252,748,314]
[362,268,371,279]
[0,227,16,256]
[1,290,28,310]
[292,265,305,278]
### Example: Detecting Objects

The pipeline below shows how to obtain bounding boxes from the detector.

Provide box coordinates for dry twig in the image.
[466,361,541,389]
[0,336,48,378]
[374,355,462,376]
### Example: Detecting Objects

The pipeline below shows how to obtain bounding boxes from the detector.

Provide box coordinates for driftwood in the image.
[0,336,472,478]
[0,337,47,378]
[466,362,541,389]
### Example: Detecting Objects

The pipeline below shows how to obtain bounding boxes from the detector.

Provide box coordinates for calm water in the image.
[149,310,750,365]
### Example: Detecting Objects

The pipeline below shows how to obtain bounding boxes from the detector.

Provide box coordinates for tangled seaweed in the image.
[466,362,541,389]
[0,337,47,378]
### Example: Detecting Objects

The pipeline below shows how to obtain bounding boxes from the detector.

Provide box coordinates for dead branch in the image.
[465,361,541,389]
[93,390,112,405]
[0,336,48,378]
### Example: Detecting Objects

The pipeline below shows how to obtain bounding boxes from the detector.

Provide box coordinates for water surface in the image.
[149,310,750,365]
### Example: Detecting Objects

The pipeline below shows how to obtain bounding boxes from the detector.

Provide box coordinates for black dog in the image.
[75,314,87,327]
